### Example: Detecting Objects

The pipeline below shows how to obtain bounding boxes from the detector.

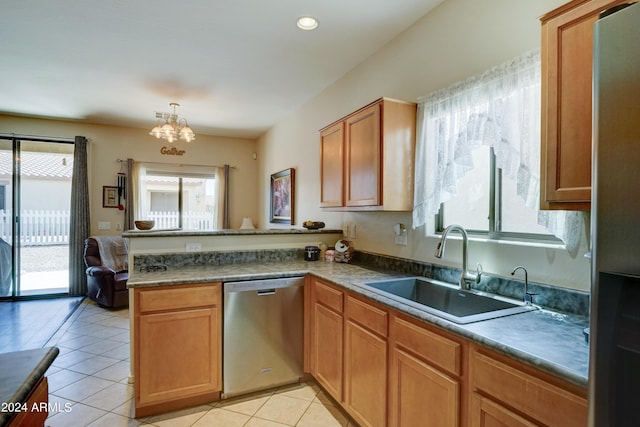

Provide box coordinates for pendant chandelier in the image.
[149,102,195,143]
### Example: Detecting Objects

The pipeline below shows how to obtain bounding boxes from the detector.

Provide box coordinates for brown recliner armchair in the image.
[83,237,129,308]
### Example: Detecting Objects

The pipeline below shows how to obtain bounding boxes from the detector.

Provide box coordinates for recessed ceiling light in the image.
[297,16,319,31]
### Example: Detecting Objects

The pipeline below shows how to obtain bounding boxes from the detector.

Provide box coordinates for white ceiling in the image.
[0,0,443,139]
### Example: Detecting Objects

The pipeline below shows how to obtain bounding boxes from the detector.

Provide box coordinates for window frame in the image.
[141,168,215,230]
[435,148,561,243]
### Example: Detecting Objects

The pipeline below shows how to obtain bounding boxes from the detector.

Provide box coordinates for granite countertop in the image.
[123,228,344,238]
[0,347,59,426]
[128,260,589,388]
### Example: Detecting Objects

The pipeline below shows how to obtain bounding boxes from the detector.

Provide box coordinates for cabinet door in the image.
[345,103,381,207]
[320,122,345,207]
[389,347,459,427]
[540,0,626,209]
[470,393,537,427]
[344,319,387,427]
[471,348,587,427]
[344,295,389,426]
[311,302,344,401]
[137,306,220,407]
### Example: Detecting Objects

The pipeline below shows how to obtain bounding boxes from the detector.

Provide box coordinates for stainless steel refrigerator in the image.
[590,3,640,426]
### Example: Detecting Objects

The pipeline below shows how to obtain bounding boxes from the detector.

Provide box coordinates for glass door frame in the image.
[0,133,75,301]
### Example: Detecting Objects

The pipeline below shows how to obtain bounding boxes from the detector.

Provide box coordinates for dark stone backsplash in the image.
[134,248,303,270]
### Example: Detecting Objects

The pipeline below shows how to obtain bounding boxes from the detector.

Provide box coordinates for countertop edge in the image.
[0,346,59,426]
[123,228,343,238]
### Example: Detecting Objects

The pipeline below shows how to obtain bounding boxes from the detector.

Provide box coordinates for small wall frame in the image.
[102,186,119,208]
[270,168,295,224]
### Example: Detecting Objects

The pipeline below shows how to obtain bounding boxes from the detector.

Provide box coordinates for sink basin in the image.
[360,277,535,324]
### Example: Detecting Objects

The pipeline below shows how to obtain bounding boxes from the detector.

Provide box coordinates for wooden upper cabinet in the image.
[319,98,416,211]
[540,0,627,210]
[345,104,381,207]
[320,122,345,207]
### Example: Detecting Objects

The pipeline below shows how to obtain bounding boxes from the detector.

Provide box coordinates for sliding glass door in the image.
[0,137,74,298]
[0,139,13,297]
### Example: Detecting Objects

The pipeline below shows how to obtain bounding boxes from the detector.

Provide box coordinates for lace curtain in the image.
[412,49,584,254]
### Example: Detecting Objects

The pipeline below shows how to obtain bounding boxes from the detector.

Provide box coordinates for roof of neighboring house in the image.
[0,151,73,179]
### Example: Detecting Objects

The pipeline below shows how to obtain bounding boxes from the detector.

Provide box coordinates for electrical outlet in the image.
[115,223,122,231]
[349,223,357,239]
[97,221,111,230]
[186,242,202,252]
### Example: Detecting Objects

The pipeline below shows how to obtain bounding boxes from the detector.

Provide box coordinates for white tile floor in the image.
[44,299,356,426]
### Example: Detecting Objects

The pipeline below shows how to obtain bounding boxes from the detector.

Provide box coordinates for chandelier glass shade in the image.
[149,102,195,143]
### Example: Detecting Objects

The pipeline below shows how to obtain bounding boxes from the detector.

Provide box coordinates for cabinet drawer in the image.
[392,315,461,376]
[138,283,220,313]
[471,350,587,427]
[314,280,344,313]
[346,295,388,337]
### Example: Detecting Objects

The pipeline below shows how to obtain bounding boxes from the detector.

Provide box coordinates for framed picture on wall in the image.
[270,168,295,224]
[102,186,119,208]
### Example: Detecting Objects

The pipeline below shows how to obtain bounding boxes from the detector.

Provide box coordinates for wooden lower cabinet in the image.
[309,278,344,401]
[469,345,587,427]
[134,282,222,417]
[344,296,389,427]
[389,314,463,427]
[8,377,49,427]
[312,302,344,400]
[306,277,587,427]
[470,393,537,427]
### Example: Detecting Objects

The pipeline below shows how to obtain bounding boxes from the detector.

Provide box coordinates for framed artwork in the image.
[102,186,119,208]
[270,168,295,224]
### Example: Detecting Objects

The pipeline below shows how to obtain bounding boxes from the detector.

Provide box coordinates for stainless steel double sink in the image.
[359,277,536,324]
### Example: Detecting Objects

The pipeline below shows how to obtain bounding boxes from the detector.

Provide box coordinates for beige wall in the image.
[0,0,591,291]
[0,115,259,235]
[257,0,592,291]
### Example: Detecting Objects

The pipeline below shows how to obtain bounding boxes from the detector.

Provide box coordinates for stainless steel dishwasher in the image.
[223,276,304,397]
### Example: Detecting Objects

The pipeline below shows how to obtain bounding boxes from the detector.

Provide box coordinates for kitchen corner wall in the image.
[257,0,592,292]
[0,115,259,235]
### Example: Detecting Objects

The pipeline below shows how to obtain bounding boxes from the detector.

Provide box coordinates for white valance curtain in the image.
[412,49,584,254]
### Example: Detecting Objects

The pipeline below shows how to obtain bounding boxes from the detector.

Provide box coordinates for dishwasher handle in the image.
[257,289,276,296]
[224,276,305,294]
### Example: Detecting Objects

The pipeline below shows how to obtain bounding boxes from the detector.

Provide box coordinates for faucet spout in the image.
[511,265,536,305]
[434,224,481,290]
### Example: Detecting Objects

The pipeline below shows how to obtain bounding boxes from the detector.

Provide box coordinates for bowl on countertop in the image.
[302,221,325,230]
[135,220,155,230]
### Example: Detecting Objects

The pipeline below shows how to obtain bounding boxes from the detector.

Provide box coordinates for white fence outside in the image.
[0,210,216,245]
[0,209,70,246]
[147,211,215,230]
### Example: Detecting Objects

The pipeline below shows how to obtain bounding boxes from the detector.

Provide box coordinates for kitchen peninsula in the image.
[125,229,589,426]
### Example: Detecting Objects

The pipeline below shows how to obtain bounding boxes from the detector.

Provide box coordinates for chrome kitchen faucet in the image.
[511,265,536,305]
[434,224,482,290]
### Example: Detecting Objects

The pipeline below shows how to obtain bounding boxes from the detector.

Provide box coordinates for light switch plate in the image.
[186,242,202,252]
[395,232,408,246]
[97,221,111,230]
